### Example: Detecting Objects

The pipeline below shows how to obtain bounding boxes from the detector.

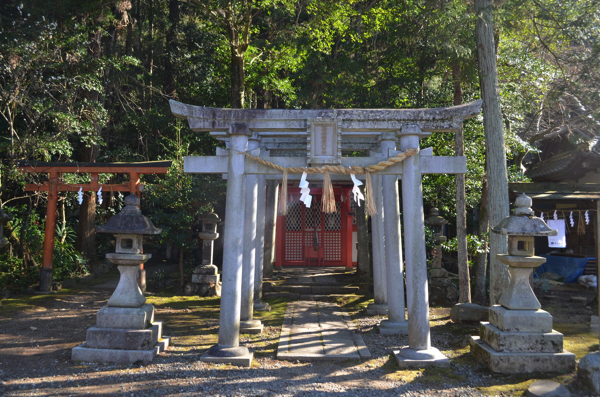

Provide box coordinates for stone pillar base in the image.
[254,301,272,312]
[39,268,53,293]
[471,336,575,374]
[240,319,264,334]
[200,345,253,367]
[366,303,388,315]
[378,319,408,335]
[394,346,450,368]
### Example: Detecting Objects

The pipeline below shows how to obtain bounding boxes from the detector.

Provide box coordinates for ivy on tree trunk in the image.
[475,0,510,306]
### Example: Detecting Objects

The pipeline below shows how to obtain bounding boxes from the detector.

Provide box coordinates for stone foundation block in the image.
[191,274,219,284]
[394,347,450,369]
[578,352,600,395]
[85,322,162,350]
[366,303,388,316]
[240,323,264,334]
[450,303,489,324]
[199,350,253,367]
[470,336,575,374]
[489,305,553,333]
[480,322,564,353]
[71,336,170,365]
[193,264,218,275]
[96,304,154,329]
[527,380,570,397]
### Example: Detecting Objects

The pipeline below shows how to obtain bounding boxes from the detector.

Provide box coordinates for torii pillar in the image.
[378,132,408,334]
[395,126,450,367]
[200,123,253,366]
[366,173,387,315]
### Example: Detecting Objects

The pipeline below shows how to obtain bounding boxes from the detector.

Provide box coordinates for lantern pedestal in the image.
[470,254,575,373]
[71,303,170,364]
[72,261,171,364]
[71,195,168,364]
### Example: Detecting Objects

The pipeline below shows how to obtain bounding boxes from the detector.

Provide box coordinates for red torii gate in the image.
[18,161,172,292]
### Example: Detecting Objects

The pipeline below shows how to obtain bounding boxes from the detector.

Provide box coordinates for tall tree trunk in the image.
[231,51,245,108]
[163,0,180,99]
[77,191,97,271]
[473,176,490,306]
[453,64,471,303]
[179,248,185,291]
[76,28,103,272]
[221,4,252,108]
[148,0,155,107]
[475,0,509,305]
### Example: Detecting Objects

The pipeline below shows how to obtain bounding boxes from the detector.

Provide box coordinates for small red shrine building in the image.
[275,185,357,267]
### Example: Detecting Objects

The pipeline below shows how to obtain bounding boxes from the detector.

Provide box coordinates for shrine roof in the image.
[526,138,600,182]
[509,183,600,200]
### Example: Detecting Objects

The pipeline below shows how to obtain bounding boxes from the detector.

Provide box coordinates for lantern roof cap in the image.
[96,195,161,235]
[425,208,448,227]
[197,212,221,222]
[492,193,557,236]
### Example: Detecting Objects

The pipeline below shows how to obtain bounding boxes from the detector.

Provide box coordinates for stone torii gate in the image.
[171,99,482,367]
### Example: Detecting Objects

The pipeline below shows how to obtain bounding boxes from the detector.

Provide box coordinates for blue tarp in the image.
[534,255,595,283]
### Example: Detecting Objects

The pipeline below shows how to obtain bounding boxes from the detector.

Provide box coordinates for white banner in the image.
[547,219,566,248]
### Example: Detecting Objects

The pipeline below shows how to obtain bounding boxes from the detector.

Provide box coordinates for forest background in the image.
[0,0,598,302]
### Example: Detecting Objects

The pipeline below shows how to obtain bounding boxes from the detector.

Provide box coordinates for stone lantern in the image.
[425,208,457,305]
[72,194,170,364]
[188,212,222,297]
[425,208,449,278]
[470,193,575,373]
[198,212,220,266]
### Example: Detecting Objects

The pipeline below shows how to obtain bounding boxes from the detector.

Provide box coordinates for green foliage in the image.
[143,121,226,252]
[0,204,43,291]
[52,225,88,281]
[0,255,39,292]
[443,234,489,263]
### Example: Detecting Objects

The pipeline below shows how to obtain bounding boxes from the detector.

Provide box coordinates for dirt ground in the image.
[0,276,598,396]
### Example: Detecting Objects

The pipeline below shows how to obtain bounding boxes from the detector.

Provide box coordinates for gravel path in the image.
[1,282,594,396]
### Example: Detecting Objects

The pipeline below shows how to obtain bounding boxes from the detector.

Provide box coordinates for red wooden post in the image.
[275,213,284,268]
[129,172,140,196]
[40,171,59,292]
[275,184,286,268]
[342,187,353,267]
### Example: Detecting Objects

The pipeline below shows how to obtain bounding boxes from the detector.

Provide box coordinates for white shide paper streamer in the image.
[298,172,312,208]
[350,174,365,207]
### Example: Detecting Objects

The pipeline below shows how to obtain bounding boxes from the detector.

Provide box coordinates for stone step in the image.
[263,292,361,302]
[271,285,361,295]
[299,294,361,301]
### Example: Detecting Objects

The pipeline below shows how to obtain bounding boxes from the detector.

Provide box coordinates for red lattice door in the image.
[276,188,353,267]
